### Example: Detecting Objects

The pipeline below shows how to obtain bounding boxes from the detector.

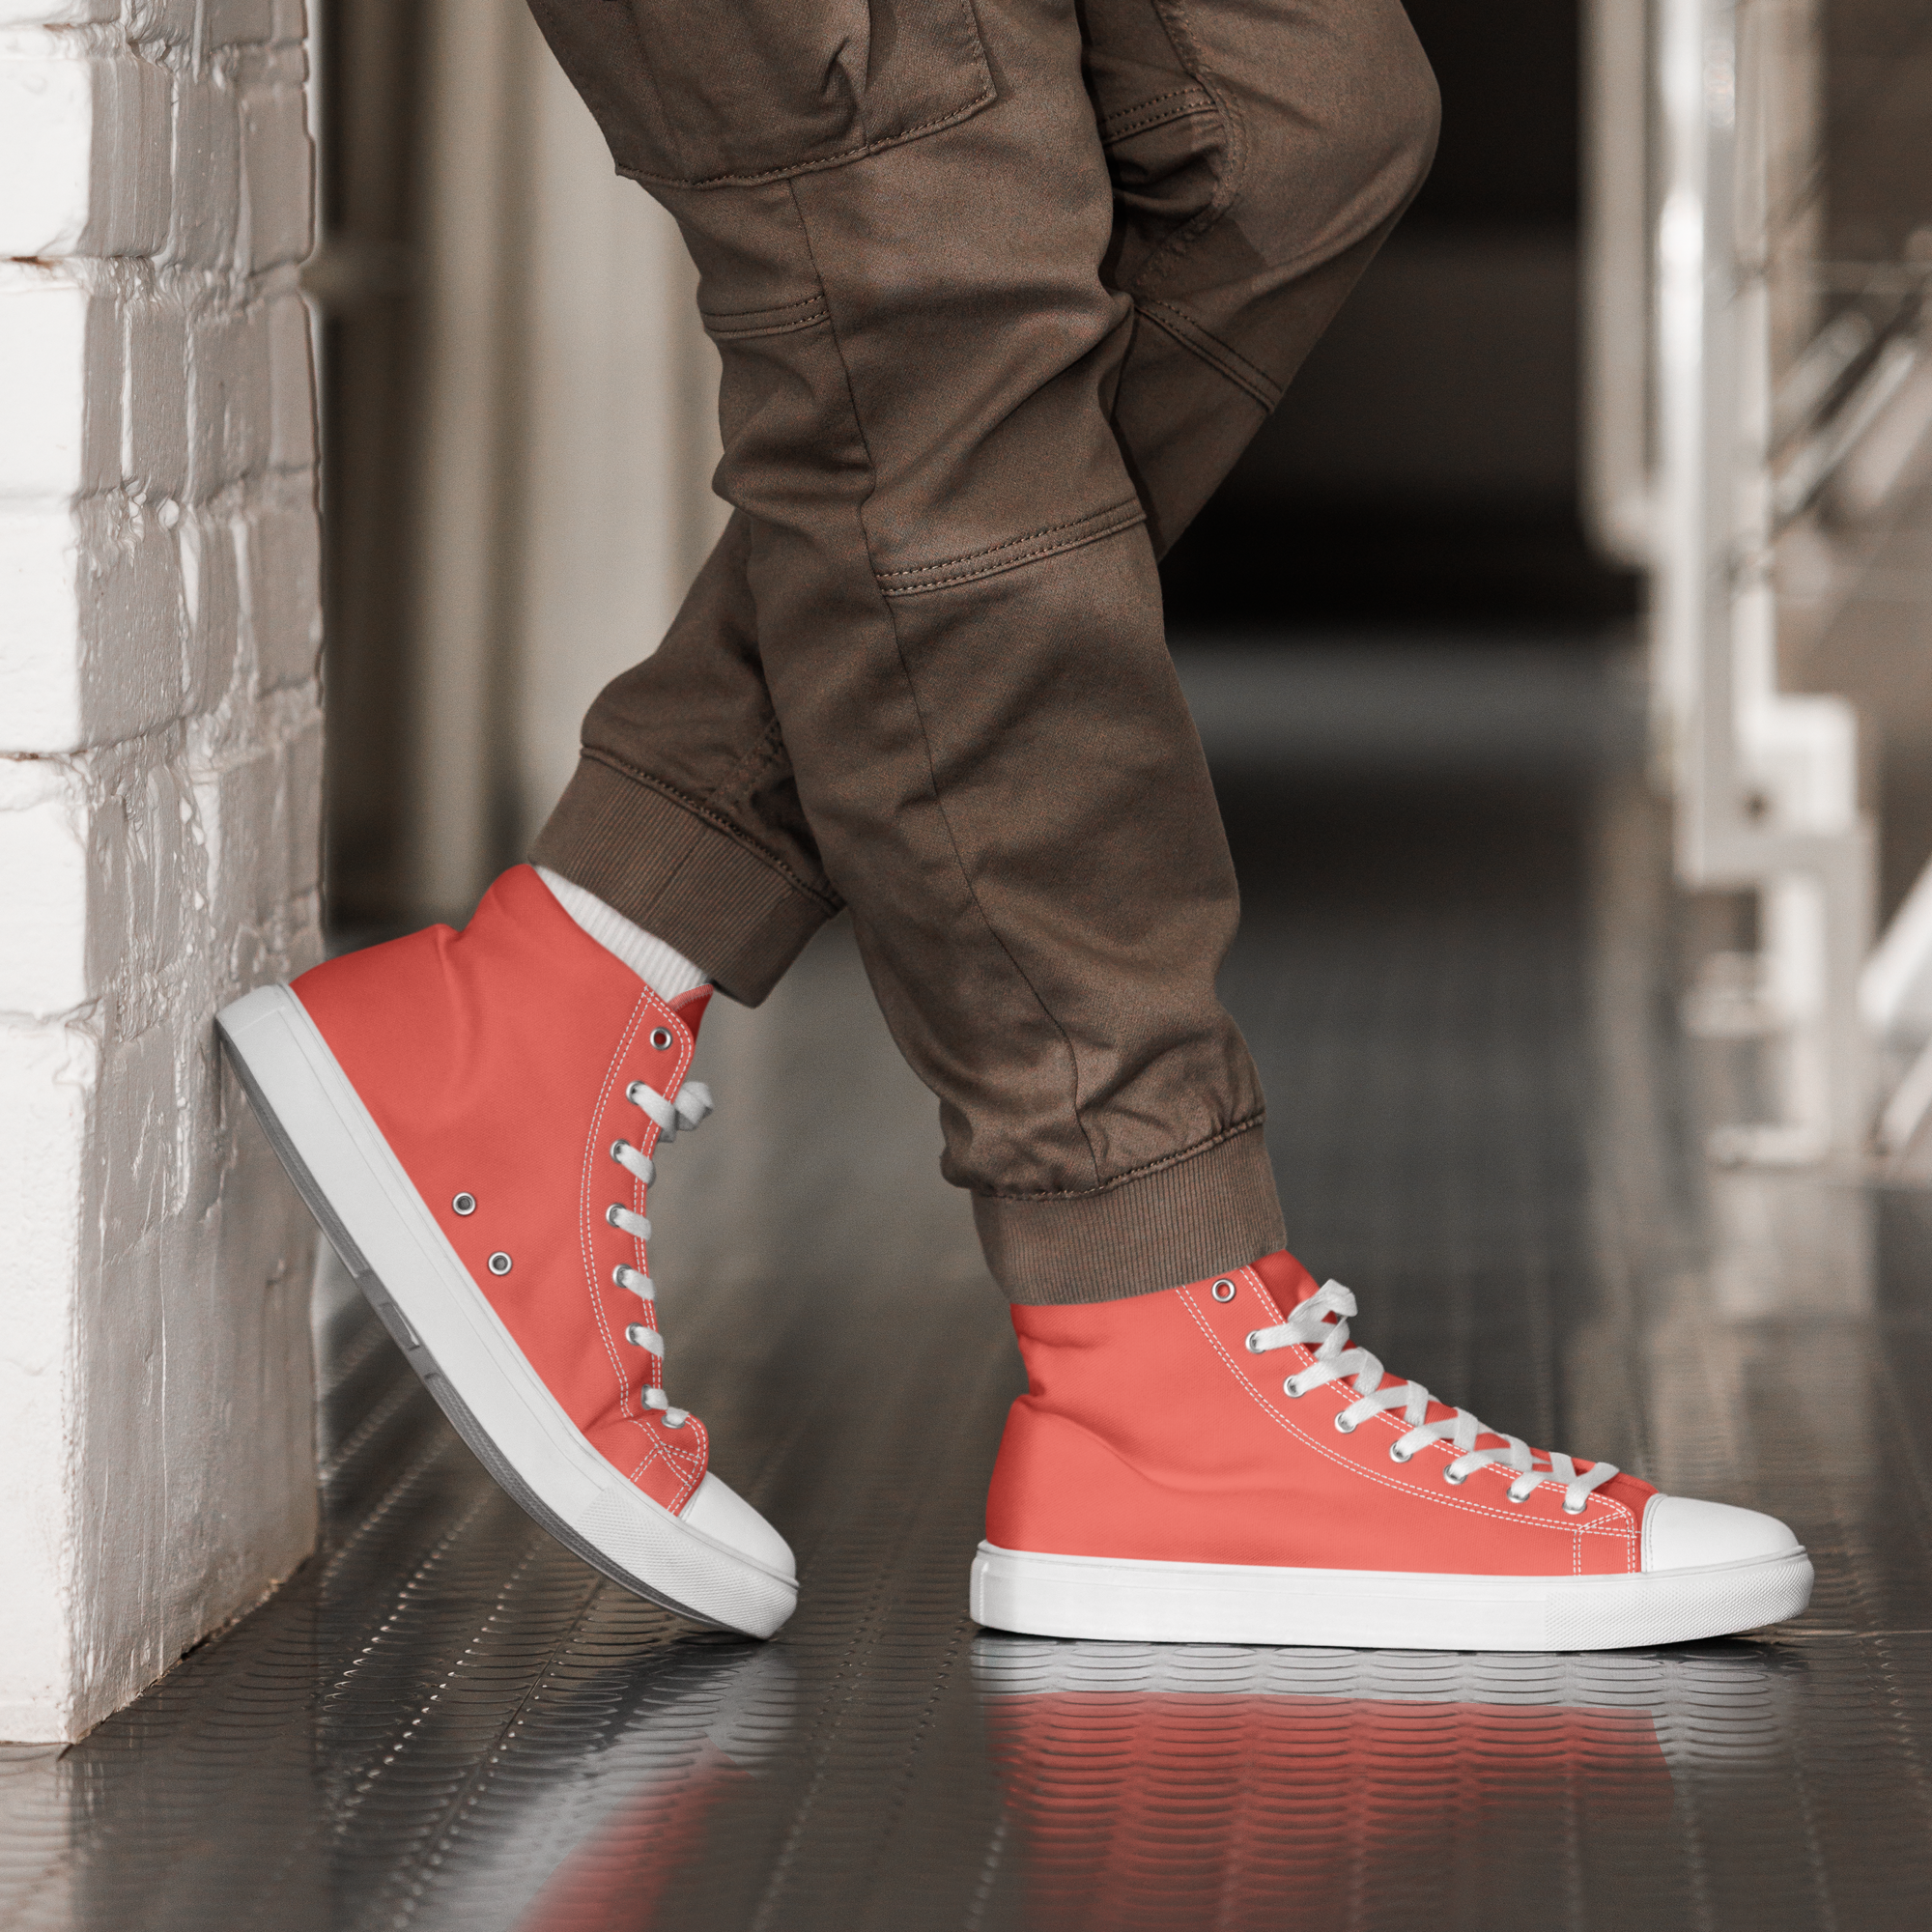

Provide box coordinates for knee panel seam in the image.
[1135,298,1281,412]
[1098,84,1217,146]
[700,293,830,343]
[579,752,844,916]
[1119,2,1250,298]
[872,498,1148,598]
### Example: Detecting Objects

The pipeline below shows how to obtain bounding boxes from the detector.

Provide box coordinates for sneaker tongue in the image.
[1254,1251,1500,1438]
[1249,1249,1324,1308]
[670,984,713,1040]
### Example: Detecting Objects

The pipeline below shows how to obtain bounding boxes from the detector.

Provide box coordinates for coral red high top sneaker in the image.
[973,1251,1812,1650]
[215,865,796,1637]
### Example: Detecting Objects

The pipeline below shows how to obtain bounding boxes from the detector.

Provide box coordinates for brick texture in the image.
[0,2,321,1742]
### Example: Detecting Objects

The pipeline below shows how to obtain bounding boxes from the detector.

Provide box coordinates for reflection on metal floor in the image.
[6,639,1932,1929]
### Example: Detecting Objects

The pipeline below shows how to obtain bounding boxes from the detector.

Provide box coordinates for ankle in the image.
[536,867,710,1002]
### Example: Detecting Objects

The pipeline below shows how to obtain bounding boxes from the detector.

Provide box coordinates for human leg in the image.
[536,0,1441,995]
[1085,0,1440,551]
[529,0,1439,1301]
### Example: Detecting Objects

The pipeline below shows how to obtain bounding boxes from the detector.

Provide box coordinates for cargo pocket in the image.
[526,0,995,188]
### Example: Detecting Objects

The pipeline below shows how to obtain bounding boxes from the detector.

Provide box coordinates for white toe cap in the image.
[1643,1493,1801,1572]
[681,1473,796,1580]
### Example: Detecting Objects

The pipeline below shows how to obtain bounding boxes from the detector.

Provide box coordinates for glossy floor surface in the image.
[5,639,1931,1929]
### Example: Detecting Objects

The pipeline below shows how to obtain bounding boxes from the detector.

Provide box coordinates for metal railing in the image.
[1586,0,1932,1168]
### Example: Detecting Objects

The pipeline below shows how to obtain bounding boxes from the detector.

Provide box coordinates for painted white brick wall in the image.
[0,0,322,1742]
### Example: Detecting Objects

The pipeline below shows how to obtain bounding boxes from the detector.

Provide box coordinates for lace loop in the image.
[1246,1278,1618,1515]
[610,1140,656,1185]
[607,1070,711,1433]
[626,1078,715,1142]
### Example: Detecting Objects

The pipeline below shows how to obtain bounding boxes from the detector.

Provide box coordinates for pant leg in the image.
[528,0,1436,1302]
[535,0,1435,994]
[1089,0,1439,553]
[529,508,844,1004]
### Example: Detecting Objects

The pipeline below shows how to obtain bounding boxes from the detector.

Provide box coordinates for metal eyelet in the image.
[1334,1412,1356,1435]
[1390,1444,1412,1463]
[487,1252,512,1276]
[1210,1279,1236,1303]
[1442,1465,1467,1486]
[1244,1330,1265,1353]
[1282,1378,1303,1398]
[664,1412,689,1429]
[1562,1497,1585,1516]
[625,1324,652,1348]
[650,1027,673,1051]
[1507,1490,1532,1506]
[452,1192,476,1216]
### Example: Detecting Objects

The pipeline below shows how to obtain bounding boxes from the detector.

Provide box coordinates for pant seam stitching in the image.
[577,749,843,915]
[1122,0,1249,299]
[1135,298,1280,410]
[709,712,793,812]
[1098,86,1216,143]
[875,501,1146,595]
[702,307,830,342]
[977,1112,1267,1204]
[874,497,1142,579]
[785,173,1108,1190]
[612,78,995,190]
[1102,99,1218,144]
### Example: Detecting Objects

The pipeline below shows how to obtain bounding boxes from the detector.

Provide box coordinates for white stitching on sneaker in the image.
[581,1000,657,1439]
[1245,1279,1620,1516]
[1181,1288,1635,1561]
[608,1076,714,1431]
[574,993,714,1511]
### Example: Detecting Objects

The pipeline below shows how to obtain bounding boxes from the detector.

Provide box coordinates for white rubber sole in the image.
[217,982,797,1639]
[970,1540,1814,1651]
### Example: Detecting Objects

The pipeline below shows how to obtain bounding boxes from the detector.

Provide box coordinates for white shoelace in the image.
[1244,1279,1618,1514]
[606,1075,713,1428]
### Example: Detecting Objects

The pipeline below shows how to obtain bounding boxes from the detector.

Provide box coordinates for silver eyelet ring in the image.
[1390,1444,1412,1463]
[650,1027,673,1051]
[1244,1330,1265,1353]
[1282,1378,1303,1398]
[1507,1491,1531,1506]
[625,1324,652,1348]
[1562,1498,1585,1516]
[452,1193,476,1216]
[1334,1412,1356,1435]
[664,1412,688,1429]
[1210,1279,1236,1303]
[1442,1465,1467,1486]
[487,1252,512,1276]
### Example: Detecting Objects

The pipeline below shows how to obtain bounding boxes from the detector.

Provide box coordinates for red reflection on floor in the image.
[982,1690,1675,1929]
[520,1742,751,1931]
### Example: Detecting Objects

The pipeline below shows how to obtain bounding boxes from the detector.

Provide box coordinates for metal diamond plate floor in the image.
[6,639,1931,1930]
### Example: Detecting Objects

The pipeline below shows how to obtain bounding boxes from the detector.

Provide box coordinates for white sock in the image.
[536,867,711,1003]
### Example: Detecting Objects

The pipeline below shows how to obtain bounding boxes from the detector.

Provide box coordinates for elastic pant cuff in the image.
[975,1121,1287,1305]
[530,754,837,1007]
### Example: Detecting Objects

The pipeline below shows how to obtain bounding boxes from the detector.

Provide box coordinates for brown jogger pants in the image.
[525,0,1439,1303]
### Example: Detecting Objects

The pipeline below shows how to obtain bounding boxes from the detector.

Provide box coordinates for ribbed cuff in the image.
[974,1119,1287,1305]
[530,753,838,1007]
